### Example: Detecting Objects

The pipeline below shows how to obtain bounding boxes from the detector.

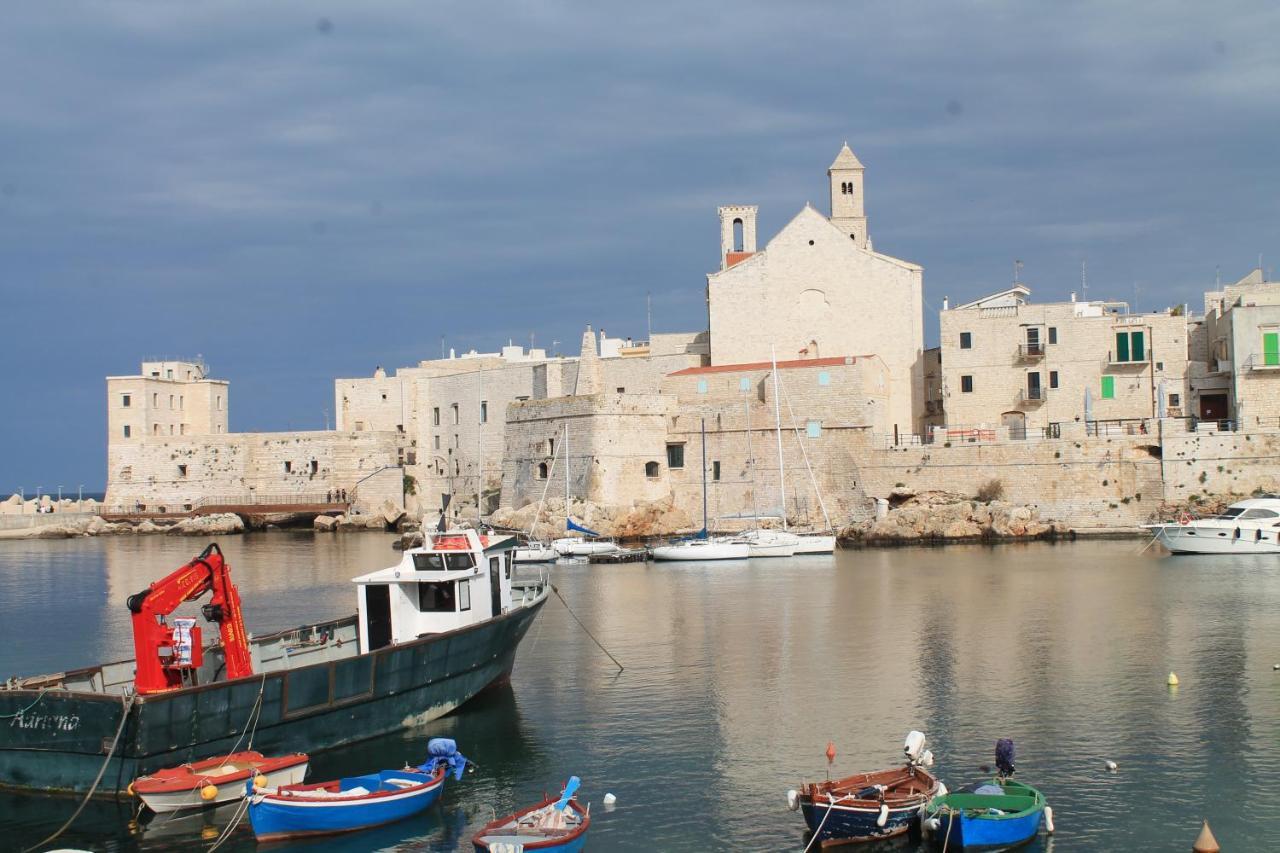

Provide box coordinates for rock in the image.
[313,514,338,532]
[169,513,245,536]
[379,500,406,526]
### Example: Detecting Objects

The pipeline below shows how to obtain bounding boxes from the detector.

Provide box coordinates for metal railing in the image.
[100,492,348,516]
[1242,354,1280,372]
[1016,342,1045,359]
[1018,387,1045,404]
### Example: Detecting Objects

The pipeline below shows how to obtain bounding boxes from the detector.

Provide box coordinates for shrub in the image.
[975,479,1004,502]
[403,474,418,496]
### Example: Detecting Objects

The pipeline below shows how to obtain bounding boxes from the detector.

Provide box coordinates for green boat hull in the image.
[0,595,546,796]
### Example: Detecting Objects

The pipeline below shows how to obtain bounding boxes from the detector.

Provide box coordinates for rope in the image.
[0,689,47,719]
[550,584,623,672]
[205,793,251,852]
[940,806,956,853]
[802,793,837,853]
[22,692,136,853]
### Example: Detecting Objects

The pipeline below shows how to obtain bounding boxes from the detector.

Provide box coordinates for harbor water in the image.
[1,534,1278,851]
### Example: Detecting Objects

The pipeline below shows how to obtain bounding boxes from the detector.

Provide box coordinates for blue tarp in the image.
[567,518,600,536]
[419,737,471,781]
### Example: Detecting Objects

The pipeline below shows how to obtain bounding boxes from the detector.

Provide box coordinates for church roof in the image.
[828,142,864,171]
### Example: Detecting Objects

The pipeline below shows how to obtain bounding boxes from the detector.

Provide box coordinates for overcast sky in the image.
[2,2,1277,491]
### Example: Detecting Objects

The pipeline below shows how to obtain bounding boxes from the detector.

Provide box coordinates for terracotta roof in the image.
[668,356,861,376]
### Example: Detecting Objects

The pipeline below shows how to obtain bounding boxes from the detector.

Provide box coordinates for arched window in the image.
[732,218,744,252]
[644,461,659,478]
[538,462,548,479]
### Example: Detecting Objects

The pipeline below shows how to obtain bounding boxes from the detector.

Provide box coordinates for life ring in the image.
[1177,512,1192,525]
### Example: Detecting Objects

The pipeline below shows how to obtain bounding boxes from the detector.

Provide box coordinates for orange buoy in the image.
[1192,820,1221,852]
[825,741,837,764]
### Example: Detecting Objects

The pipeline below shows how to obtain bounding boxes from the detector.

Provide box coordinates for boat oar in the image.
[553,776,581,811]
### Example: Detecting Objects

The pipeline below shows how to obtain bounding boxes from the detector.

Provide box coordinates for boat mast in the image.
[771,346,788,531]
[564,421,570,528]
[701,417,708,537]
[746,401,759,528]
[477,363,483,525]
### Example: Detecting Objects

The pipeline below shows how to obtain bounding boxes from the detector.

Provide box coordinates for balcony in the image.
[1104,352,1150,370]
[1018,387,1045,406]
[1016,342,1045,360]
[1243,354,1280,372]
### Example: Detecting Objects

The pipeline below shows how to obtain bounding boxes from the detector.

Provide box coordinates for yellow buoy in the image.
[1192,819,1221,853]
[126,781,136,797]
[254,774,269,789]
[200,783,219,801]
[1168,672,1180,686]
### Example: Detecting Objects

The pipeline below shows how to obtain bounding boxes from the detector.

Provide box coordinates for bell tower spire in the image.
[828,142,869,249]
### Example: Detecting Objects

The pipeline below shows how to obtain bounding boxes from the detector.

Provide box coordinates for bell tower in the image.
[718,205,758,270]
[828,142,869,249]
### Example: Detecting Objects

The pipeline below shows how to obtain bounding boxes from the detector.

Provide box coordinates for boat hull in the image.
[934,807,1043,851]
[135,753,309,813]
[793,535,836,555]
[800,800,922,845]
[651,542,749,561]
[473,797,590,852]
[514,546,558,563]
[1147,523,1280,554]
[0,595,546,796]
[249,770,444,841]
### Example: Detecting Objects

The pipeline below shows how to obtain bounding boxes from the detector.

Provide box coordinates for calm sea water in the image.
[1,534,1278,852]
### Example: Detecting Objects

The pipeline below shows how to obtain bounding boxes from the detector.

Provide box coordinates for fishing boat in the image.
[131,750,309,813]
[1143,497,1280,554]
[247,738,469,841]
[473,776,590,852]
[788,731,940,846]
[0,533,548,795]
[653,419,751,562]
[928,780,1049,850]
[925,738,1052,850]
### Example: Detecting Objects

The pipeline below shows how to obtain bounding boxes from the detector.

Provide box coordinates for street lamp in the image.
[78,484,84,502]
[58,485,63,502]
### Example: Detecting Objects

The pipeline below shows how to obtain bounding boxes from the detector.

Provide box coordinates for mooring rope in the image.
[0,689,48,719]
[940,805,956,853]
[204,792,251,852]
[802,793,838,853]
[550,583,623,672]
[22,691,136,853]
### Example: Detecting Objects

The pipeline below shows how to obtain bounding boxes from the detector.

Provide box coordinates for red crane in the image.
[126,543,253,694]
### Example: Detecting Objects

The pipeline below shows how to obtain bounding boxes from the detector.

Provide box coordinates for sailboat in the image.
[551,422,620,556]
[733,349,801,558]
[514,424,560,564]
[652,419,749,561]
[772,353,837,555]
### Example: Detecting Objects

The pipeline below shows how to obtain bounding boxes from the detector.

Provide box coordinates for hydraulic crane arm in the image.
[126,543,253,694]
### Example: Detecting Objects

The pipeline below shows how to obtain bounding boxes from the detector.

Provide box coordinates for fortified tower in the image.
[828,142,869,249]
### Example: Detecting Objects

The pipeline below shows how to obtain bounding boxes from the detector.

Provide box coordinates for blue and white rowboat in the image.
[248,767,445,841]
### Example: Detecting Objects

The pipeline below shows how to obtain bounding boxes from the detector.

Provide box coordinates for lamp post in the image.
[78,484,84,503]
[58,485,63,502]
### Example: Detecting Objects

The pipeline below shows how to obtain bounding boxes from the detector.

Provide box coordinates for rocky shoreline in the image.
[836,490,1072,547]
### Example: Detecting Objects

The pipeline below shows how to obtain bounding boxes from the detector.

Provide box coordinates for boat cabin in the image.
[351,530,520,654]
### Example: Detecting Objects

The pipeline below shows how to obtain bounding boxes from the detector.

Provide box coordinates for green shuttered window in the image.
[1114,332,1129,362]
[1264,332,1279,366]
[1101,375,1115,399]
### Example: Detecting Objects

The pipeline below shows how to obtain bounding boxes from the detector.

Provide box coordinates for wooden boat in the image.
[928,779,1048,850]
[473,777,590,852]
[789,731,939,846]
[248,766,445,841]
[0,532,547,795]
[131,750,308,813]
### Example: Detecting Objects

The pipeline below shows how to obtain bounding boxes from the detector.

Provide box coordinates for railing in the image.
[1085,418,1154,437]
[1104,352,1150,368]
[1016,343,1045,360]
[1243,354,1280,372]
[1018,387,1045,404]
[100,492,347,516]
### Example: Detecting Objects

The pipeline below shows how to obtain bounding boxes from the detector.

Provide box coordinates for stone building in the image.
[939,286,1190,437]
[707,143,925,436]
[1194,268,1280,427]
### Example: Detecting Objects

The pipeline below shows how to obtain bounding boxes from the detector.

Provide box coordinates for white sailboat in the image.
[732,350,801,558]
[652,419,749,561]
[773,349,837,555]
[551,422,620,556]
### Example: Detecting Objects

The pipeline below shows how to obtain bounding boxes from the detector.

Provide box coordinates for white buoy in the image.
[876,803,890,827]
[924,817,940,835]
[936,781,948,798]
[921,749,935,768]
[1044,805,1055,834]
[1273,663,1279,671]
[603,792,617,806]
[785,790,799,812]
[1104,760,1118,772]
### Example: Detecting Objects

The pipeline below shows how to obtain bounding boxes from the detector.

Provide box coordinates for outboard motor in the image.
[418,737,473,780]
[995,738,1016,778]
[904,731,927,763]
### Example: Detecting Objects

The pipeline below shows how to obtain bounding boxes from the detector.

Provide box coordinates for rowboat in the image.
[788,731,939,846]
[473,776,590,852]
[131,750,308,813]
[248,766,445,841]
[928,779,1049,850]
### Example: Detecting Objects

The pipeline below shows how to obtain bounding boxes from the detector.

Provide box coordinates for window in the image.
[454,434,460,449]
[120,466,132,481]
[180,424,186,435]
[413,552,474,571]
[310,460,319,474]
[152,393,158,406]
[697,379,708,394]
[712,461,721,480]
[153,424,160,435]
[406,451,416,465]
[1265,331,1280,366]
[666,443,685,469]
[381,393,387,401]
[434,435,440,450]
[538,462,548,479]
[179,395,183,409]
[178,464,187,478]
[122,394,131,407]
[1169,393,1181,408]
[732,217,744,252]
[1101,375,1115,399]
[166,369,173,379]
[645,461,659,478]
[458,579,471,612]
[417,581,458,612]
[217,395,223,411]
[960,332,972,349]
[451,404,459,424]
[739,377,751,392]
[1049,371,1059,389]
[123,425,131,438]
[1114,330,1146,362]
[433,407,440,426]
[284,461,292,473]
[961,375,974,393]
[807,420,822,438]
[1156,362,1164,371]
[480,401,488,424]
[1027,372,1042,399]
[546,438,555,456]
[818,371,830,386]
[1048,327,1058,345]
[616,387,625,393]
[169,395,174,409]
[168,424,174,435]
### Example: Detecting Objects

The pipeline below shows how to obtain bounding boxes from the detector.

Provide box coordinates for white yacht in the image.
[651,538,749,561]
[1144,498,1280,554]
[734,528,800,558]
[793,533,836,555]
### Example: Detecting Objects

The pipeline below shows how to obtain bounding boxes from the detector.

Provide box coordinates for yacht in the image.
[1144,498,1280,554]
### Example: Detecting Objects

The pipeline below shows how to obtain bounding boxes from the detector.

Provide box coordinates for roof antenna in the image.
[1216,265,1221,288]
[1081,259,1088,302]
[1014,259,1023,285]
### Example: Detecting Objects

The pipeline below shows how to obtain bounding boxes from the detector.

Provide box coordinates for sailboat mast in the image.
[476,364,483,524]
[746,401,758,526]
[771,347,788,531]
[701,417,708,536]
[564,422,570,525]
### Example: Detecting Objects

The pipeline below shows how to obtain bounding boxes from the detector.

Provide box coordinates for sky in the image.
[1,2,1278,492]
